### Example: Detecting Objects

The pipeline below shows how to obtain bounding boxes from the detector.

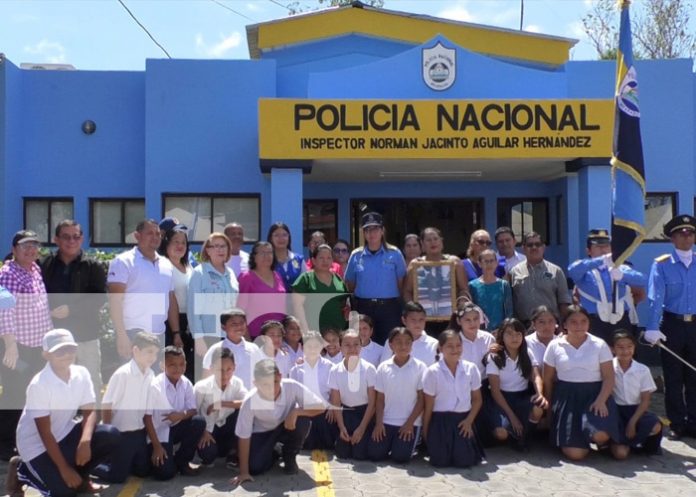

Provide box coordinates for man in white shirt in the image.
[495,226,526,273]
[107,219,180,360]
[224,223,249,278]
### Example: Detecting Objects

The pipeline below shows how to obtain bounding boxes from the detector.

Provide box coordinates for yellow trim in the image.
[610,156,646,193]
[253,7,573,66]
[311,449,335,497]
[116,477,143,497]
[612,218,646,266]
[655,254,671,262]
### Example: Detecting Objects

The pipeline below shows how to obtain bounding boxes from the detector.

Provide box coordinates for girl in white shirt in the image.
[358,314,383,368]
[525,305,559,374]
[282,315,303,365]
[543,305,620,461]
[422,329,484,468]
[255,321,292,377]
[322,328,344,364]
[485,318,547,450]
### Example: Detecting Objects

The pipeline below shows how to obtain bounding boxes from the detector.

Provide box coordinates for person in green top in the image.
[469,249,513,332]
[292,244,349,332]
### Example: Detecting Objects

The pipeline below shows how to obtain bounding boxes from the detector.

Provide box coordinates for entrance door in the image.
[351,198,483,258]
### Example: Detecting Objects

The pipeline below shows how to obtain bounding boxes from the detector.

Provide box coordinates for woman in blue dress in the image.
[267,222,305,292]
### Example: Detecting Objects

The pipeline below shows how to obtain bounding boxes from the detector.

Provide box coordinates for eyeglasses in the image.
[480,258,497,264]
[208,244,228,250]
[333,248,349,254]
[17,242,41,250]
[475,239,492,246]
[58,234,82,241]
[525,242,543,248]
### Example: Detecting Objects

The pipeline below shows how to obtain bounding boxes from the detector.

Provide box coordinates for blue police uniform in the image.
[648,248,696,434]
[568,257,646,343]
[345,244,406,345]
[275,251,304,292]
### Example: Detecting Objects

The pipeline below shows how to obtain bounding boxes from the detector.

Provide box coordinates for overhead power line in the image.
[117,0,172,59]
[268,0,293,11]
[210,0,256,22]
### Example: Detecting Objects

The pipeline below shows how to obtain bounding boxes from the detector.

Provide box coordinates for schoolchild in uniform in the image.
[610,330,663,458]
[282,315,304,365]
[7,329,119,497]
[525,305,559,374]
[485,318,547,450]
[231,359,326,485]
[328,330,377,460]
[202,308,259,390]
[380,302,439,366]
[358,314,383,368]
[254,320,292,377]
[289,330,337,450]
[144,346,206,479]
[422,329,484,468]
[543,305,621,461]
[368,327,426,463]
[96,331,160,483]
[322,328,344,364]
[195,347,248,466]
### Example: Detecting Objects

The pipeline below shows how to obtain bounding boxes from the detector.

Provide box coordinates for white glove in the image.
[644,329,666,344]
[610,267,624,281]
[601,253,613,269]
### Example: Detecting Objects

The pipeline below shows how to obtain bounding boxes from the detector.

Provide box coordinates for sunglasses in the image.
[475,239,492,246]
[333,248,349,254]
[525,242,543,248]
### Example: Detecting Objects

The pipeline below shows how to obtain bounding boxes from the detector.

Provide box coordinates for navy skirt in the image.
[550,380,620,449]
[427,411,484,468]
[491,389,534,438]
[616,405,662,447]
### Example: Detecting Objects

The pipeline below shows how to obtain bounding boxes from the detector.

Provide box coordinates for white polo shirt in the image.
[235,379,324,438]
[543,334,613,383]
[203,338,260,390]
[289,357,333,402]
[375,356,426,426]
[325,351,344,365]
[17,364,95,462]
[485,354,530,392]
[460,330,495,379]
[612,358,657,406]
[258,348,292,378]
[145,373,197,443]
[102,359,154,431]
[359,340,383,368]
[422,359,481,413]
[525,333,554,371]
[327,358,377,407]
[194,374,248,433]
[226,250,249,278]
[283,341,304,365]
[380,331,438,367]
[107,247,175,334]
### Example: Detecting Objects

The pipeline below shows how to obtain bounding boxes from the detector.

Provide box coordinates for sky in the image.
[0,0,634,70]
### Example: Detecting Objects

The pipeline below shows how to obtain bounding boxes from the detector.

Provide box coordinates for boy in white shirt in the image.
[610,330,663,458]
[380,302,438,366]
[144,346,206,480]
[7,329,119,497]
[195,347,247,466]
[95,331,159,483]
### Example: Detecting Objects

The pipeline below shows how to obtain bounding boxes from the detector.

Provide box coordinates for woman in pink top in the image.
[237,241,287,339]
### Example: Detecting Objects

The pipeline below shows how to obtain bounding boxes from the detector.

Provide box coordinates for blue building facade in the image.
[1,4,694,324]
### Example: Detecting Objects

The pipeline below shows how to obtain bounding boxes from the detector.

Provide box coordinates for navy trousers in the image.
[367,423,420,463]
[150,415,206,480]
[198,412,239,465]
[92,428,150,483]
[248,417,310,475]
[660,314,696,431]
[335,404,372,460]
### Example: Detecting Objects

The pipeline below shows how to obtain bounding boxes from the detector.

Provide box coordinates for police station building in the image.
[0,3,694,322]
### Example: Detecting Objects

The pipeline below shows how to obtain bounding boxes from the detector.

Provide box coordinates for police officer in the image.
[645,214,696,439]
[568,229,646,344]
[344,212,406,345]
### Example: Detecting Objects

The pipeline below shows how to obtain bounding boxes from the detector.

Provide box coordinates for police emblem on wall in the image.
[422,42,456,91]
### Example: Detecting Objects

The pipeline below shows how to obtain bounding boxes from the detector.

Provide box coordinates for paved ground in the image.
[3,390,696,497]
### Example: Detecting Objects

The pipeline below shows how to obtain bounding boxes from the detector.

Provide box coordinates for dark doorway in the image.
[351,198,484,258]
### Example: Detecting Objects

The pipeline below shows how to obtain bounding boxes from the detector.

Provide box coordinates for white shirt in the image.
[460,330,495,379]
[503,251,526,273]
[145,373,197,443]
[102,359,154,431]
[289,356,333,402]
[171,265,192,313]
[324,351,344,365]
[283,341,303,365]
[543,334,613,382]
[259,348,292,378]
[360,340,384,368]
[17,364,95,462]
[375,356,426,426]
[485,354,530,392]
[380,331,438,367]
[107,247,175,334]
[194,375,248,433]
[612,358,657,406]
[203,338,260,390]
[235,379,324,438]
[226,250,250,278]
[327,358,377,407]
[525,333,554,371]
[422,359,482,413]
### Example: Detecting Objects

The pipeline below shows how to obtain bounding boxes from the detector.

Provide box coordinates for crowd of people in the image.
[1,210,695,497]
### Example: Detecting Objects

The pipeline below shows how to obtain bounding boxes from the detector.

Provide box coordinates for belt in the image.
[665,311,696,323]
[355,297,400,305]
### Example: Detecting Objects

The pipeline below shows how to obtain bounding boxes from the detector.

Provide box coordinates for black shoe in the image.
[282,457,299,475]
[668,426,685,440]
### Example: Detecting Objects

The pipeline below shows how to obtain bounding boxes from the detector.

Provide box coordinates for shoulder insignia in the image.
[350,247,362,255]
[384,243,399,251]
[655,254,671,263]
